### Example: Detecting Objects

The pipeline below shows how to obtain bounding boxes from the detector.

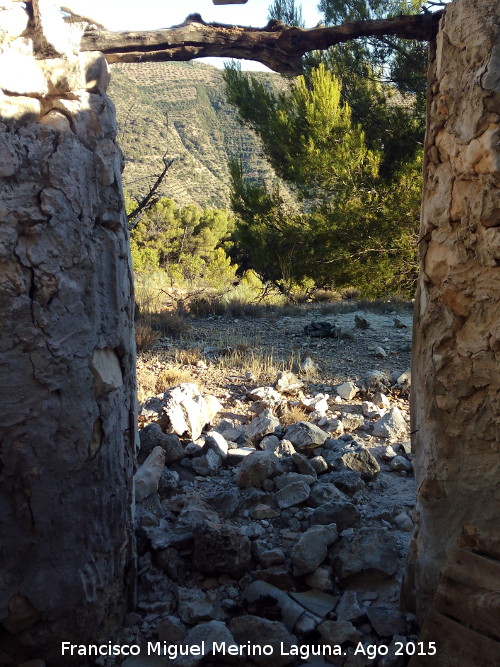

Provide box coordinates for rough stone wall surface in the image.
[404,0,500,621]
[0,1,136,662]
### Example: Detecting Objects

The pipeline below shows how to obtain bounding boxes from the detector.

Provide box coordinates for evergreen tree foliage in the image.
[224,29,423,297]
[128,196,237,287]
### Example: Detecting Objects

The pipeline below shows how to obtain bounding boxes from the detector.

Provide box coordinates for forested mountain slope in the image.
[108,61,286,208]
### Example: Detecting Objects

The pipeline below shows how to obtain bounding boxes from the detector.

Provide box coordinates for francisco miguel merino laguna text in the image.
[61,641,346,659]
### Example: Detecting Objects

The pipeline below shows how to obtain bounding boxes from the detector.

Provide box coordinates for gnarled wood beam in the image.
[80,12,442,74]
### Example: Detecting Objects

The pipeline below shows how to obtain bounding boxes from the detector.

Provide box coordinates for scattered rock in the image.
[373,406,408,440]
[291,451,318,477]
[318,620,361,645]
[341,447,380,479]
[243,409,280,445]
[192,522,252,576]
[275,370,303,394]
[191,449,221,476]
[134,446,165,502]
[374,346,387,358]
[304,321,341,338]
[335,590,364,623]
[390,456,413,473]
[235,450,279,488]
[310,501,360,531]
[276,481,311,509]
[355,315,370,329]
[336,381,358,400]
[173,620,240,667]
[292,524,338,576]
[332,527,400,581]
[285,421,329,451]
[139,423,184,464]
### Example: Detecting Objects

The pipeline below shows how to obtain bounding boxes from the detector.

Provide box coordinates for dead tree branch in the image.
[81,12,443,75]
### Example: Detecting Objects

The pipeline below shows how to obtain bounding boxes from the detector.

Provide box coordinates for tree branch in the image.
[80,12,442,75]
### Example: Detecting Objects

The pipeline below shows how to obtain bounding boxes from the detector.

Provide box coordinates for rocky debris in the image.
[235,450,279,488]
[332,527,400,581]
[191,449,221,476]
[134,447,166,502]
[374,346,387,358]
[336,381,358,400]
[390,455,413,473]
[373,406,408,440]
[276,480,311,508]
[192,522,252,576]
[275,370,303,394]
[284,421,329,451]
[304,321,342,338]
[310,501,360,531]
[336,590,364,623]
[129,363,415,667]
[341,447,380,479]
[242,581,318,633]
[139,423,184,464]
[366,605,408,636]
[394,317,408,329]
[243,409,280,445]
[292,524,338,576]
[161,383,222,440]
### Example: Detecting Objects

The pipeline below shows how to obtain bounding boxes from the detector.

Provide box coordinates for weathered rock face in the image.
[404,0,500,621]
[0,1,136,662]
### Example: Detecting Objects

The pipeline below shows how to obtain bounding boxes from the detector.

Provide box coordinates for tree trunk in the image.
[403,0,500,621]
[0,2,136,663]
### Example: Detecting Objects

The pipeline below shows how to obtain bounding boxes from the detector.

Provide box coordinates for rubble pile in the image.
[118,363,417,667]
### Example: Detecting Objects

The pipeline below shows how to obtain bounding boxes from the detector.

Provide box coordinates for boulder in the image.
[341,447,380,479]
[243,409,280,445]
[336,382,358,400]
[366,605,407,637]
[139,423,184,464]
[284,422,329,451]
[373,407,407,440]
[310,501,360,531]
[275,370,303,394]
[134,446,165,502]
[292,524,338,576]
[173,620,240,667]
[235,450,279,488]
[276,481,310,509]
[332,527,399,581]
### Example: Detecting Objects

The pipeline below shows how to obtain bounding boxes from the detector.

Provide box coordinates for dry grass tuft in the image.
[135,323,161,352]
[155,367,193,393]
[174,347,203,365]
[279,404,309,427]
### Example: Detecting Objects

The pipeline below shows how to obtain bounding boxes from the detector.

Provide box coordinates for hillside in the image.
[108,61,287,209]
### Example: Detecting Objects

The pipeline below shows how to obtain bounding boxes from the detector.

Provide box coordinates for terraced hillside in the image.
[108,61,287,209]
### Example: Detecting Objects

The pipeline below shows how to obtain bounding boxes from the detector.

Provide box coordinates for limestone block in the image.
[40,57,83,95]
[32,0,85,57]
[90,348,124,396]
[0,2,29,43]
[0,51,47,95]
[80,52,111,93]
[0,91,41,124]
[134,446,166,502]
[39,109,72,133]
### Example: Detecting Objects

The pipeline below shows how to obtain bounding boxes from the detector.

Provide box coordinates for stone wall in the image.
[0,1,136,662]
[404,0,500,620]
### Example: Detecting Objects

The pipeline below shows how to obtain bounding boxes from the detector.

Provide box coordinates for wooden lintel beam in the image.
[80,12,442,74]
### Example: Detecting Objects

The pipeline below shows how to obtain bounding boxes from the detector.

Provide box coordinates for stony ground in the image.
[116,306,417,667]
